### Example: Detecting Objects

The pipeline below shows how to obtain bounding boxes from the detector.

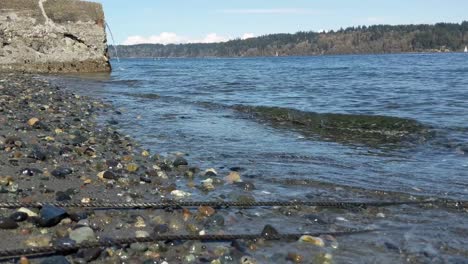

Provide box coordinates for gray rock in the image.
[69,226,96,243]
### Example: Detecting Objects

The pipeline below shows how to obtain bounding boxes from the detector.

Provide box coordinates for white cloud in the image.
[123,32,256,45]
[201,33,230,43]
[218,8,317,15]
[241,33,255,40]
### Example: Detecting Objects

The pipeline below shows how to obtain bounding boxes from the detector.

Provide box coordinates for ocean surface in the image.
[48,54,468,263]
[56,54,468,201]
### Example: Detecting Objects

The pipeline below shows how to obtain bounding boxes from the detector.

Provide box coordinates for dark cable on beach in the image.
[0,228,377,261]
[0,200,439,210]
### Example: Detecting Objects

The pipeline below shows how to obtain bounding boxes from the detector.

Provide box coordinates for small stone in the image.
[56,191,72,202]
[142,150,150,157]
[28,149,47,161]
[27,117,39,127]
[76,248,102,262]
[261,225,279,240]
[25,235,52,247]
[135,230,150,238]
[55,128,64,134]
[130,242,148,252]
[234,181,255,191]
[203,168,217,177]
[51,167,73,178]
[38,205,67,227]
[39,256,70,264]
[198,206,216,217]
[153,224,169,235]
[21,168,43,177]
[134,216,146,228]
[171,190,191,197]
[0,217,19,229]
[126,163,139,172]
[97,171,118,180]
[298,235,325,247]
[286,253,304,263]
[69,226,96,243]
[173,157,188,167]
[240,256,257,264]
[225,171,241,184]
[19,256,29,264]
[140,175,152,183]
[9,211,29,222]
[18,208,38,217]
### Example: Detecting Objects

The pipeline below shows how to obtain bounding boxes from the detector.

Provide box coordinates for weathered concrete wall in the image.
[0,0,111,73]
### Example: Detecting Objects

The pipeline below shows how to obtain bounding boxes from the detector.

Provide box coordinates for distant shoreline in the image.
[109,51,467,60]
[109,22,468,59]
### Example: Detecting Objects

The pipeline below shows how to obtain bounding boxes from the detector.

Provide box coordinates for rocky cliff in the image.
[0,0,111,73]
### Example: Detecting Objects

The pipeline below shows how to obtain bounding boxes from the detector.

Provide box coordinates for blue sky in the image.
[94,0,468,45]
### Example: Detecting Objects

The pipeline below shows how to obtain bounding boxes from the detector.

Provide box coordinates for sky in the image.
[94,0,468,45]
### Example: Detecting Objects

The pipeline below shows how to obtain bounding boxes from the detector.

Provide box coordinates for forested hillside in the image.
[110,22,468,58]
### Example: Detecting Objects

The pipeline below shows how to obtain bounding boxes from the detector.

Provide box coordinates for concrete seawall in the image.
[0,0,111,73]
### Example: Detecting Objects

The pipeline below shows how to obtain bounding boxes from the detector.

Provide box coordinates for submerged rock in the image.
[173,157,188,167]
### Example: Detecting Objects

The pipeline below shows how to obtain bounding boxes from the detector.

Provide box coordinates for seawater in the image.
[50,53,468,263]
[57,53,468,200]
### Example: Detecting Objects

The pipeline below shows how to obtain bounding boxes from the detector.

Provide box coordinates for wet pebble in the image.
[0,217,19,229]
[153,224,169,235]
[56,191,72,201]
[9,211,28,222]
[51,167,73,178]
[38,205,67,227]
[76,248,102,262]
[40,256,70,264]
[173,156,188,167]
[69,226,96,243]
[20,168,43,177]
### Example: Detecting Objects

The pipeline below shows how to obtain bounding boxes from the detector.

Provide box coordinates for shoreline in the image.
[1,73,467,263]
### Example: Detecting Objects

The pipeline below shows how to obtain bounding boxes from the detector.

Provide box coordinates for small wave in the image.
[232,105,432,146]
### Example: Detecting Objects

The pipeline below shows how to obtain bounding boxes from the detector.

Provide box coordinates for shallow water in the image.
[55,54,468,201]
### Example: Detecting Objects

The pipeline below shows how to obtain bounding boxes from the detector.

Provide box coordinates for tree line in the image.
[110,22,468,58]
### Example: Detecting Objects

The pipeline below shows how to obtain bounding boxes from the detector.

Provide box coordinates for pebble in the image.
[27,117,39,127]
[225,171,241,184]
[240,256,257,264]
[286,252,304,263]
[9,211,29,222]
[173,156,188,167]
[25,235,52,247]
[126,163,139,172]
[39,256,70,264]
[171,190,191,197]
[19,256,29,264]
[98,170,118,180]
[261,225,279,239]
[76,248,102,262]
[135,230,150,238]
[51,167,73,178]
[153,224,169,235]
[0,217,19,229]
[69,226,96,243]
[198,206,216,217]
[18,207,38,217]
[38,205,67,227]
[298,235,325,247]
[203,168,218,177]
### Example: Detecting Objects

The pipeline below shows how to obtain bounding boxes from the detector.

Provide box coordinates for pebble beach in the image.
[1,73,468,264]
